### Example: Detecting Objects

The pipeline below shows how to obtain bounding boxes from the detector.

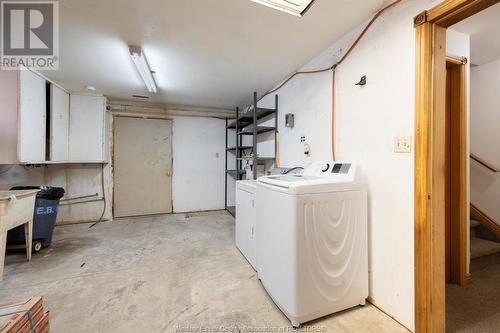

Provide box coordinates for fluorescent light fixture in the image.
[129,46,157,93]
[250,0,315,17]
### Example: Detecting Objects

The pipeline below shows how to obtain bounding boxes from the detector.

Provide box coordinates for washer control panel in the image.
[303,161,354,177]
[331,163,351,174]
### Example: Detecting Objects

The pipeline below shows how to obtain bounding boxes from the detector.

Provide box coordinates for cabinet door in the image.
[69,95,106,162]
[50,85,70,161]
[0,71,19,164]
[18,70,46,163]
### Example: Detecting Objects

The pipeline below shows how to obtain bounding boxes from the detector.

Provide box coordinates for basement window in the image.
[250,0,316,17]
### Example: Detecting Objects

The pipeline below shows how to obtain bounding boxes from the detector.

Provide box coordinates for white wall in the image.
[1,113,227,220]
[0,164,113,224]
[172,116,226,212]
[254,0,454,330]
[0,165,44,189]
[47,164,113,223]
[470,58,500,226]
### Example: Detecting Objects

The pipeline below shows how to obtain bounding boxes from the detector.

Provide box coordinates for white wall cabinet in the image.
[69,95,107,162]
[50,85,70,161]
[18,70,46,163]
[0,69,108,164]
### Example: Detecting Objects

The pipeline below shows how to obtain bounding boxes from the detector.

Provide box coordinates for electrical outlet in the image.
[394,136,412,153]
[303,142,311,157]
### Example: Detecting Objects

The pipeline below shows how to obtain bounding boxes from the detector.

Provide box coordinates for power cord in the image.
[89,163,106,229]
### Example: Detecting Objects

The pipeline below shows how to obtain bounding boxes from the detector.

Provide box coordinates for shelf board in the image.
[226,146,253,151]
[238,126,276,135]
[227,108,277,129]
[236,157,275,161]
[226,170,245,177]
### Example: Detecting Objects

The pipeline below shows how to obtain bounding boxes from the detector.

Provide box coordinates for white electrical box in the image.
[394,136,412,153]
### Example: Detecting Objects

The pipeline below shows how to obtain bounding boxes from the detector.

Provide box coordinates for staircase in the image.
[470,205,500,259]
[469,154,500,259]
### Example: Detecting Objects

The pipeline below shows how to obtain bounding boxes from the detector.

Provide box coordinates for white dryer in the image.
[235,180,257,270]
[256,162,368,327]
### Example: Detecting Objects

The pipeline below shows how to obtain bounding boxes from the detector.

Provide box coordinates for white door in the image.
[50,85,70,161]
[113,117,173,217]
[69,95,106,161]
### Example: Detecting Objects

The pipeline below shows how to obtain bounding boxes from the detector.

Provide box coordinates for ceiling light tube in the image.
[129,46,157,93]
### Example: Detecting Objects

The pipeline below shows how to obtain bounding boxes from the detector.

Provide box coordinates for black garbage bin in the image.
[7,186,65,252]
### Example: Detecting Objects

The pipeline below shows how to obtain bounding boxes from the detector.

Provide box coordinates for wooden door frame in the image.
[445,56,469,286]
[413,1,500,332]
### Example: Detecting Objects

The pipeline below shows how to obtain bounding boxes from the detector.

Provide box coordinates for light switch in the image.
[394,136,412,153]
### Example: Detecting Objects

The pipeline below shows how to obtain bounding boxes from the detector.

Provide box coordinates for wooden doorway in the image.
[113,116,173,217]
[414,0,500,332]
[444,56,469,286]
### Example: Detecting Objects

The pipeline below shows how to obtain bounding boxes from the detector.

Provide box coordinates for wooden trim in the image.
[446,55,468,65]
[414,21,447,333]
[471,203,500,239]
[426,0,500,27]
[470,153,500,172]
[414,11,427,26]
[109,102,235,119]
[414,1,500,332]
[446,60,469,286]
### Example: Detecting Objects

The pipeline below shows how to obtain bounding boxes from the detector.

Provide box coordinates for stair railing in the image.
[470,154,500,173]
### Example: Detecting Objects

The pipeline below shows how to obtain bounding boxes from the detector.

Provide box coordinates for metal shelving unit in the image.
[224,92,279,216]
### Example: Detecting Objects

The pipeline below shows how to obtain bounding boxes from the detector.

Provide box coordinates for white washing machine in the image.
[256,161,368,327]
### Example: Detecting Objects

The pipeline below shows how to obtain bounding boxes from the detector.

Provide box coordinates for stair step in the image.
[470,219,481,228]
[470,237,500,259]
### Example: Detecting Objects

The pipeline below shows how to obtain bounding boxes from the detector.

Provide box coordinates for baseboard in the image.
[465,273,472,285]
[366,297,413,332]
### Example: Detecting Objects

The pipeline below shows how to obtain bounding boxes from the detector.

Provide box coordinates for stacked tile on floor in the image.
[0,297,50,333]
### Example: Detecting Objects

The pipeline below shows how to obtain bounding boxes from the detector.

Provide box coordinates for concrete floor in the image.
[0,211,408,332]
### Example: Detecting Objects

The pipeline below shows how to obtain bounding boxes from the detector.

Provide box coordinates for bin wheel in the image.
[32,241,43,253]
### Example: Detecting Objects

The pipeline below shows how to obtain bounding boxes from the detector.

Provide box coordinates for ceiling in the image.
[41,0,388,110]
[451,3,500,66]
